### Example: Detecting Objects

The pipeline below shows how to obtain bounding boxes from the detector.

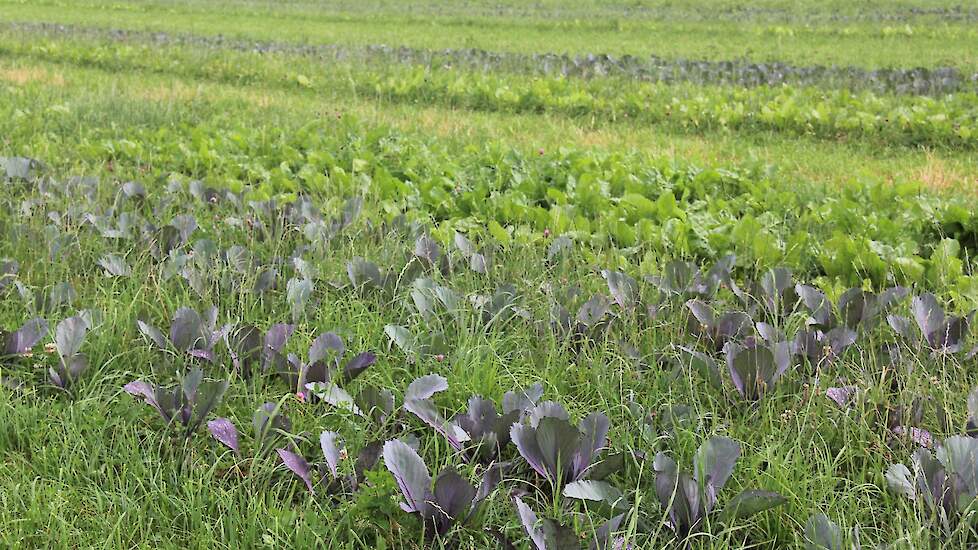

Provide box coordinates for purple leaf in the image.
[474,461,508,504]
[136,320,167,350]
[528,401,570,427]
[277,448,315,494]
[170,308,207,352]
[124,381,162,414]
[694,436,740,493]
[576,412,610,479]
[309,332,344,369]
[912,294,945,340]
[502,383,544,415]
[404,396,469,450]
[4,318,48,355]
[893,426,933,448]
[320,431,344,479]
[602,270,638,309]
[405,374,448,401]
[432,467,476,521]
[382,439,432,514]
[55,316,87,358]
[513,496,546,550]
[511,423,547,478]
[208,418,240,454]
[264,323,295,354]
[825,386,856,409]
[342,352,376,382]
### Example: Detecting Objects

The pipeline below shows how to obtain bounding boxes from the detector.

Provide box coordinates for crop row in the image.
[7,22,976,95]
[2,160,977,546]
[6,31,978,152]
[3,91,976,297]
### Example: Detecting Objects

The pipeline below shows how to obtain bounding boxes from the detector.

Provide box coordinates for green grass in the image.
[2,1,978,548]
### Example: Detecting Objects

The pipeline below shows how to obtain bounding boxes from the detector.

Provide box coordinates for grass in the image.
[2,1,978,548]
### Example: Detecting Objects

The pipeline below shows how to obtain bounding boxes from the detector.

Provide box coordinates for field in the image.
[1,1,978,548]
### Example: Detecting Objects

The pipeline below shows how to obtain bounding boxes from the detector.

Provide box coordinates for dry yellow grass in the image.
[0,66,65,86]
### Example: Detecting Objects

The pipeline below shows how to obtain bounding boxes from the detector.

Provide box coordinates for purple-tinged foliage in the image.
[798,284,908,331]
[207,418,240,455]
[886,435,978,529]
[825,386,857,409]
[137,306,228,363]
[514,495,625,550]
[403,374,470,450]
[887,293,975,353]
[224,323,295,378]
[510,402,618,485]
[653,436,784,536]
[404,378,541,462]
[674,346,722,390]
[346,257,388,291]
[725,340,792,401]
[803,514,846,550]
[453,232,489,274]
[281,331,376,401]
[735,267,797,319]
[277,448,316,494]
[49,316,89,388]
[0,259,19,290]
[685,300,753,352]
[382,439,505,539]
[647,255,735,300]
[602,270,639,310]
[792,327,858,367]
[891,426,933,448]
[2,317,48,356]
[253,402,292,449]
[124,367,229,437]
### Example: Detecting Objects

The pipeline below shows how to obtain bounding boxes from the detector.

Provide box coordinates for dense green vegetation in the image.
[2,1,978,549]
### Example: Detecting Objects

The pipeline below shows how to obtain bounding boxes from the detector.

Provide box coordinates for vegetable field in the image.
[2,1,978,548]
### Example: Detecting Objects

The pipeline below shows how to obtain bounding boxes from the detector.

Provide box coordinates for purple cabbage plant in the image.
[383,438,506,540]
[223,323,295,379]
[207,401,294,456]
[514,495,625,550]
[124,367,229,438]
[646,255,736,302]
[274,331,377,402]
[653,436,785,537]
[453,231,489,274]
[886,435,978,531]
[684,299,754,352]
[550,293,614,344]
[803,514,859,550]
[137,306,229,363]
[797,285,908,332]
[510,402,622,489]
[48,316,89,389]
[1,317,48,357]
[888,293,974,354]
[0,317,49,390]
[734,267,797,320]
[346,257,391,292]
[724,340,792,402]
[403,374,543,462]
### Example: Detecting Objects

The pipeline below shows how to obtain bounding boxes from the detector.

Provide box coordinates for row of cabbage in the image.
[3,101,975,298]
[5,21,978,96]
[2,163,978,546]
